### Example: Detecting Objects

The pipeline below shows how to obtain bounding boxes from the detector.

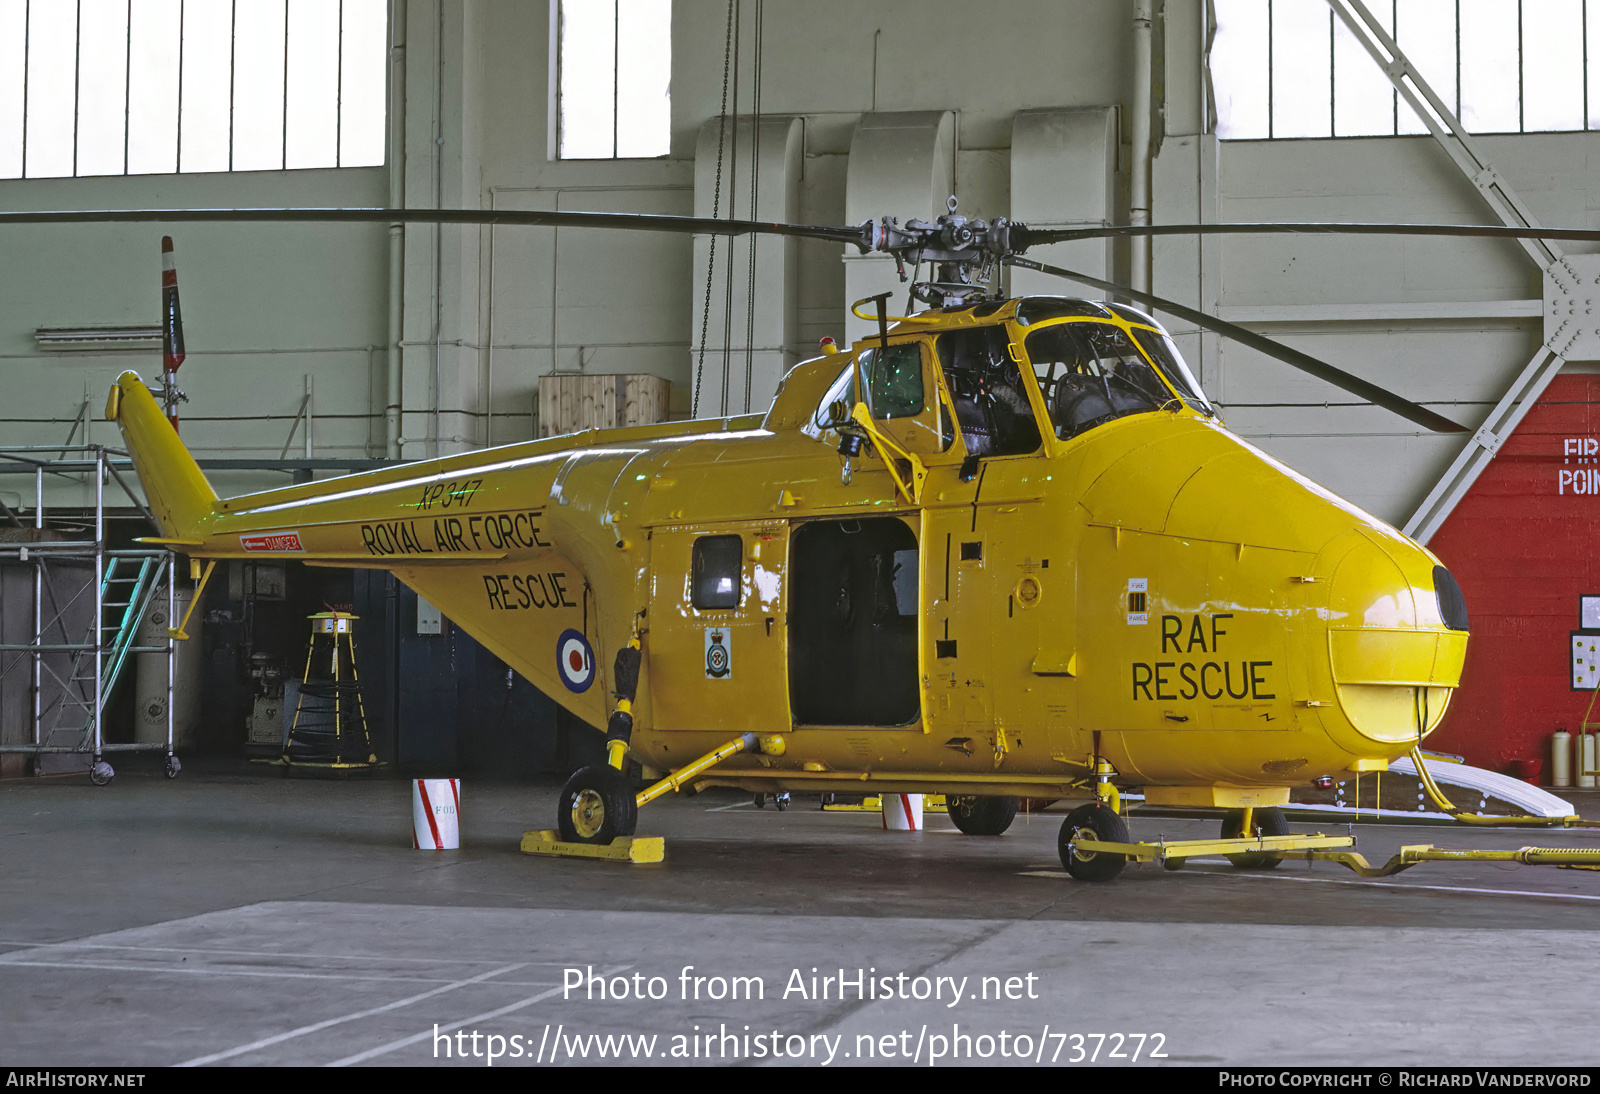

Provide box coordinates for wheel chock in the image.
[823,795,884,813]
[520,829,664,864]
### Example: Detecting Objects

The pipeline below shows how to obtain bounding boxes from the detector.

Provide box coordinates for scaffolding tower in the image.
[0,445,178,784]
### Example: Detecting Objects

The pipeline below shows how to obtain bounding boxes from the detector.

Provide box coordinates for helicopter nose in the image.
[1310,528,1468,752]
[1114,424,1469,756]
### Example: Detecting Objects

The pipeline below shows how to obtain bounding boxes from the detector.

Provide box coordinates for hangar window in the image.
[556,0,671,159]
[0,0,387,180]
[1212,0,1599,139]
[691,534,742,610]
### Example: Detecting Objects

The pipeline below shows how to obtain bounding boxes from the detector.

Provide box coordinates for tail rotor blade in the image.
[1004,256,1468,435]
[160,236,186,430]
[161,236,185,374]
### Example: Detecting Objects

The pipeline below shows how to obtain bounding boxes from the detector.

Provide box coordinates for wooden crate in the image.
[538,374,672,438]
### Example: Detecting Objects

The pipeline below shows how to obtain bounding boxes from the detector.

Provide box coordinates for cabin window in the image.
[691,535,742,609]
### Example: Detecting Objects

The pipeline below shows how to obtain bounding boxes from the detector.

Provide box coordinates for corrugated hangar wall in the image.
[3,0,1600,775]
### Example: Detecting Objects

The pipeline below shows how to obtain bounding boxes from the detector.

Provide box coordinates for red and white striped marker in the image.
[881,793,924,831]
[412,778,461,849]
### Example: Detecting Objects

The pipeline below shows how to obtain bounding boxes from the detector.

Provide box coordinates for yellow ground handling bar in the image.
[1072,834,1600,877]
[1075,832,1356,865]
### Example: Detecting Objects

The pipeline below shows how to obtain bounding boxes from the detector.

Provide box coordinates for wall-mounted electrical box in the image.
[1573,630,1600,690]
[417,596,444,636]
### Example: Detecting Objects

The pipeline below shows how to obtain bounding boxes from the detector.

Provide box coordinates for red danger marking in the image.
[240,532,304,553]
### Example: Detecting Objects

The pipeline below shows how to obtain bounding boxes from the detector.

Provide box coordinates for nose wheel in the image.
[1058,801,1130,882]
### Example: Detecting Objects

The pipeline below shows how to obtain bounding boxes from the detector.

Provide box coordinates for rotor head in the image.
[854,197,1015,308]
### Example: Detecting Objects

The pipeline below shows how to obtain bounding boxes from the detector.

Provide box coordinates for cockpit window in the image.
[936,326,1042,457]
[1128,327,1213,416]
[1016,297,1114,324]
[1024,322,1178,440]
[861,343,923,419]
[802,361,856,440]
[800,344,924,441]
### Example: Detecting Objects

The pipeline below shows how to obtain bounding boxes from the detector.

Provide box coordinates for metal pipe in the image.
[431,0,444,459]
[485,188,496,447]
[30,465,41,751]
[165,552,174,759]
[92,449,103,763]
[385,0,408,460]
[0,743,174,753]
[1130,0,1154,295]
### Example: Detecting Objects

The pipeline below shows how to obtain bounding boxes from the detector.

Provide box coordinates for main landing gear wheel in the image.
[947,795,1018,835]
[1058,802,1129,882]
[558,765,638,844]
[1221,807,1290,869]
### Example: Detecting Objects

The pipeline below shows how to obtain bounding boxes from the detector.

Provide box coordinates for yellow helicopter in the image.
[23,204,1600,881]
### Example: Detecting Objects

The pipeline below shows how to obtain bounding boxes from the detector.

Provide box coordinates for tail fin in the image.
[106,371,217,539]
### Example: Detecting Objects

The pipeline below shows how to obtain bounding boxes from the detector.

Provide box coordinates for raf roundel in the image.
[556,629,595,693]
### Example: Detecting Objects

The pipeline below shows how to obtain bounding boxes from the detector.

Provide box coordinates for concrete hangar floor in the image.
[3,759,1599,1068]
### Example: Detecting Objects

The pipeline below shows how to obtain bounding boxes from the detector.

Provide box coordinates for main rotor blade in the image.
[1004,255,1469,435]
[15,208,1600,251]
[0,206,867,245]
[1013,221,1600,249]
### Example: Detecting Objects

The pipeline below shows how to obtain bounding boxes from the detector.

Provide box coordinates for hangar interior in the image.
[8,0,1600,1069]
[2,0,1596,779]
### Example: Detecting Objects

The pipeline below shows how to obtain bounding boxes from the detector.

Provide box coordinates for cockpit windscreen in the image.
[1128,327,1213,416]
[1024,322,1181,440]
